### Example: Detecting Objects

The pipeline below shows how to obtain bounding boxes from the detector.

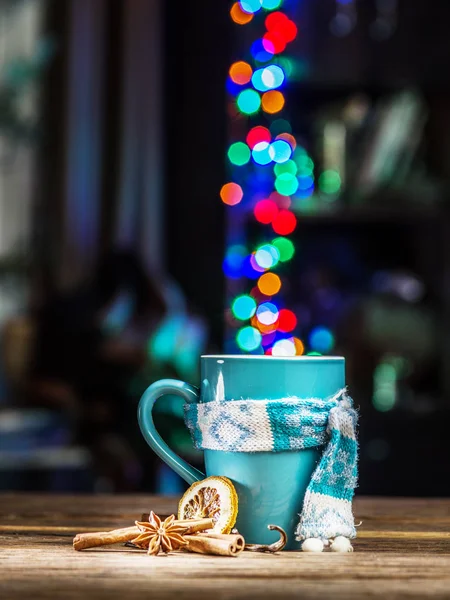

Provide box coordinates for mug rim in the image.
[201,355,344,361]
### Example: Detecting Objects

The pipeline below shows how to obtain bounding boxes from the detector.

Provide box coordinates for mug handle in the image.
[137,378,205,485]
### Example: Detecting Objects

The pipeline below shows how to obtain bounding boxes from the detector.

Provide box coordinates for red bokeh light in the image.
[246,126,271,149]
[275,132,297,150]
[265,11,289,32]
[282,19,298,42]
[264,348,273,355]
[271,209,297,234]
[250,286,270,304]
[278,309,297,333]
[262,31,286,55]
[269,191,291,209]
[254,199,279,224]
[264,11,298,45]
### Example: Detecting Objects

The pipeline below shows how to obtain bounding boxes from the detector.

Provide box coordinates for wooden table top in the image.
[1,494,449,599]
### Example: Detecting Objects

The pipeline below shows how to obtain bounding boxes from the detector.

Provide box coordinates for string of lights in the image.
[222,0,335,357]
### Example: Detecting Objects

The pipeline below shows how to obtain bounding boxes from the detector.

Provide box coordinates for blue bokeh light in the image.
[251,39,274,64]
[309,326,335,353]
[270,140,292,164]
[239,0,263,13]
[252,141,273,166]
[237,326,262,352]
[223,244,247,279]
[262,65,285,89]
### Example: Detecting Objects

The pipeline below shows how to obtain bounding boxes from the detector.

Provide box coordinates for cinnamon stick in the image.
[178,518,214,534]
[73,526,139,551]
[184,533,245,557]
[73,518,214,551]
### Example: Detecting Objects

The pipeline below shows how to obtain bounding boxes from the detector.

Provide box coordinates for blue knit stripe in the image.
[184,389,358,540]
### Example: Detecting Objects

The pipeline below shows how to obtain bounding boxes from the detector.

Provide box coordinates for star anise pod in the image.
[132,511,187,555]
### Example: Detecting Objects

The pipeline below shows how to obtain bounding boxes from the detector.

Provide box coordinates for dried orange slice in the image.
[178,476,238,534]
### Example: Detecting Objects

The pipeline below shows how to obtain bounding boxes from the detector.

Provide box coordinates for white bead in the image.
[330,536,353,552]
[301,538,324,552]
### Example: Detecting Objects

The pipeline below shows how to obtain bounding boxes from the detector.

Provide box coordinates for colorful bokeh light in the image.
[258,272,281,295]
[309,326,335,353]
[251,69,269,92]
[225,5,301,355]
[230,2,254,25]
[276,132,296,149]
[232,295,257,320]
[272,209,297,234]
[229,61,253,85]
[295,151,314,174]
[251,39,274,63]
[274,159,297,176]
[254,244,280,269]
[261,331,277,347]
[252,65,285,92]
[262,90,285,113]
[319,170,341,194]
[272,236,295,262]
[237,325,262,351]
[249,252,266,274]
[297,176,314,193]
[220,182,243,206]
[270,139,292,163]
[293,337,305,355]
[252,314,278,334]
[270,118,291,136]
[243,255,264,279]
[275,172,299,195]
[261,0,282,9]
[265,11,289,31]
[256,302,279,325]
[265,11,298,43]
[239,0,263,14]
[223,244,247,278]
[237,89,261,115]
[278,308,297,332]
[254,198,278,224]
[272,338,296,356]
[263,31,286,54]
[227,141,251,166]
[246,126,271,149]
[252,141,273,165]
[279,19,298,42]
[269,190,291,208]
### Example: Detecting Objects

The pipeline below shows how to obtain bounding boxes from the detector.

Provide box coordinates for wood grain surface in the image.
[0,494,449,599]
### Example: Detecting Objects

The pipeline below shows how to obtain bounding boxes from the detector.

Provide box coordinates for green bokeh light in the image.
[271,237,295,262]
[274,160,297,177]
[294,152,315,177]
[319,169,341,194]
[228,142,251,166]
[237,89,261,115]
[275,173,299,196]
[269,118,292,137]
[261,0,282,9]
[274,56,294,78]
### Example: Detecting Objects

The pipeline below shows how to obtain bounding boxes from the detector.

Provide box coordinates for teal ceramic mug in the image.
[138,355,345,549]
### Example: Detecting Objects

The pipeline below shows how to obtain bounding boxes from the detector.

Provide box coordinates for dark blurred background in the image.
[0,0,449,497]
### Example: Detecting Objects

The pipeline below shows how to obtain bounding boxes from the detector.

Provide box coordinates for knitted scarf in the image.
[184,389,358,541]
